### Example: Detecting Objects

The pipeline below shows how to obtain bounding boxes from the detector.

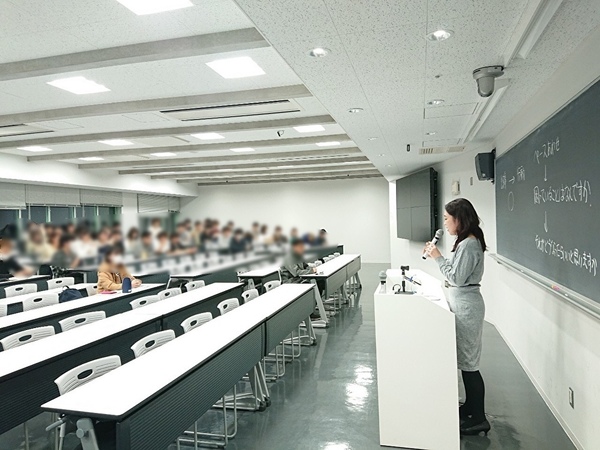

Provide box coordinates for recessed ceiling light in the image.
[230,147,255,153]
[427,99,445,106]
[98,139,134,146]
[206,56,265,79]
[18,146,52,152]
[368,137,378,141]
[116,0,193,15]
[47,76,110,95]
[426,131,437,136]
[151,152,177,157]
[79,157,104,161]
[190,132,225,140]
[315,141,341,147]
[426,29,454,42]
[309,47,330,58]
[348,108,364,113]
[378,153,386,157]
[294,125,325,133]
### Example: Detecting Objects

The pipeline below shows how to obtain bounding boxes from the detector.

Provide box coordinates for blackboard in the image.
[496,78,600,304]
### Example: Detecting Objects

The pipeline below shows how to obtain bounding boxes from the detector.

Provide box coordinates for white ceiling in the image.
[0,0,598,185]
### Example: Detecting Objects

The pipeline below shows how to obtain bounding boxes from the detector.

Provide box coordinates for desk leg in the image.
[76,418,100,450]
[310,281,329,328]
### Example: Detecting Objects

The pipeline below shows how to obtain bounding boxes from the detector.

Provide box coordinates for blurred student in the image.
[192,220,204,248]
[169,232,191,255]
[72,228,98,259]
[139,231,154,260]
[230,229,247,255]
[314,229,328,246]
[280,238,316,283]
[97,228,112,259]
[154,231,170,255]
[220,227,232,248]
[178,222,193,247]
[290,227,299,239]
[97,246,141,292]
[50,235,80,270]
[149,218,163,247]
[26,226,55,262]
[251,222,260,239]
[125,228,142,259]
[272,226,288,245]
[0,225,33,278]
[302,232,316,246]
[256,224,272,245]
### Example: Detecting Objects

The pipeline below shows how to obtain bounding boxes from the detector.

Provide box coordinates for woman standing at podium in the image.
[424,198,490,436]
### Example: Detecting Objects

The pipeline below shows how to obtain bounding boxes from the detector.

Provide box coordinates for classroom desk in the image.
[300,254,361,327]
[171,254,274,285]
[42,284,315,450]
[0,282,243,435]
[0,283,95,315]
[0,275,51,299]
[0,284,163,341]
[132,282,243,336]
[237,264,281,290]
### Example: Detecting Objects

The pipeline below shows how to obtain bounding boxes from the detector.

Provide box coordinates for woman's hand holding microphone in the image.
[422,241,441,259]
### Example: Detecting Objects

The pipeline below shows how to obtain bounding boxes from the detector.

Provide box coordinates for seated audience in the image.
[50,234,80,270]
[97,246,141,292]
[0,225,33,278]
[314,228,328,246]
[230,228,247,254]
[272,226,288,245]
[280,238,316,283]
[154,231,170,255]
[125,227,142,258]
[72,228,98,259]
[139,231,154,260]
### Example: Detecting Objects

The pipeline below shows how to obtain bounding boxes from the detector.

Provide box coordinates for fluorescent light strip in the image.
[116,0,193,15]
[294,125,325,133]
[151,152,177,157]
[18,146,52,152]
[47,76,110,95]
[190,132,225,140]
[206,56,265,79]
[98,139,134,146]
[316,141,341,147]
[79,157,104,161]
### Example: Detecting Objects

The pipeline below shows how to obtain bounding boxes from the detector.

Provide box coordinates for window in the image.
[49,206,71,225]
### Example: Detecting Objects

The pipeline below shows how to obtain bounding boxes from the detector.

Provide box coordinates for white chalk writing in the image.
[534,137,560,164]
[533,180,592,205]
[535,235,598,276]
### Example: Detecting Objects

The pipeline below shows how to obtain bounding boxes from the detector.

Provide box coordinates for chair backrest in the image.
[0,326,55,351]
[264,280,281,292]
[54,355,121,395]
[3,283,37,298]
[241,289,259,303]
[185,280,205,292]
[129,295,160,310]
[131,330,176,358]
[158,288,182,300]
[181,312,213,333]
[0,304,6,317]
[47,277,75,289]
[85,284,98,297]
[22,292,59,312]
[58,311,106,332]
[217,298,240,316]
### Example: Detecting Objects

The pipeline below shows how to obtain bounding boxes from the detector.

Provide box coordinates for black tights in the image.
[462,370,486,422]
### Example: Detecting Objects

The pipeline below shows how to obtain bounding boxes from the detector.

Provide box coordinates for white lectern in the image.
[374,269,459,450]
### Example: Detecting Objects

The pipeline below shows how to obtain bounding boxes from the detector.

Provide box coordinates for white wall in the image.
[390,28,600,450]
[181,177,391,263]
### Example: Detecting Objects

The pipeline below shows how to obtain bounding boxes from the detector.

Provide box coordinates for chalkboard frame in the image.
[494,76,600,318]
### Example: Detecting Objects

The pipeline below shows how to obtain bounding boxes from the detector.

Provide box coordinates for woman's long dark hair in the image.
[445,198,487,252]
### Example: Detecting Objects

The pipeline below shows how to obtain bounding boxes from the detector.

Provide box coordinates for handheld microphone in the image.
[378,270,387,285]
[422,229,443,259]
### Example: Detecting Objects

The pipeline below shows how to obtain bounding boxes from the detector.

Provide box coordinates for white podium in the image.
[374,269,459,450]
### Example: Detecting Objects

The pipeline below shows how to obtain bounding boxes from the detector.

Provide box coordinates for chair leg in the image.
[23,422,29,450]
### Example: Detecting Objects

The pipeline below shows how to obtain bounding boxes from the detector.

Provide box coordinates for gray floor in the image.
[1,263,576,450]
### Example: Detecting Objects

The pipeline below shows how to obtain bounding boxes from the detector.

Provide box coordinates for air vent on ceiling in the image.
[0,124,52,138]
[419,145,465,155]
[160,99,302,122]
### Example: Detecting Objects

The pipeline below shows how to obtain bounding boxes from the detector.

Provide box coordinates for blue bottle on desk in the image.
[122,277,132,293]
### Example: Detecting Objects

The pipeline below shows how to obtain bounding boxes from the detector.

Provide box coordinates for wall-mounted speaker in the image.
[475,150,496,181]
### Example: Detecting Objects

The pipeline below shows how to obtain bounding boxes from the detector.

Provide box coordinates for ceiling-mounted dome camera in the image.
[473,66,504,98]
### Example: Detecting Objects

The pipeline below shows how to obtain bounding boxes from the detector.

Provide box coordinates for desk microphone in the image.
[378,270,387,285]
[422,229,443,259]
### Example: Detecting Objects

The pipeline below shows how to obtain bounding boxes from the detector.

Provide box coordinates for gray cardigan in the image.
[435,237,484,287]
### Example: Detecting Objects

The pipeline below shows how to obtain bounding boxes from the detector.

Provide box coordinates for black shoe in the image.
[310,312,321,319]
[460,418,491,436]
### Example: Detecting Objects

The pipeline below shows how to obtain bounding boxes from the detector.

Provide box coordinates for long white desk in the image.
[0,282,243,434]
[374,269,459,449]
[300,254,362,327]
[42,284,316,450]
[171,254,274,284]
[0,275,52,298]
[0,283,95,314]
[237,264,281,290]
[0,284,163,341]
